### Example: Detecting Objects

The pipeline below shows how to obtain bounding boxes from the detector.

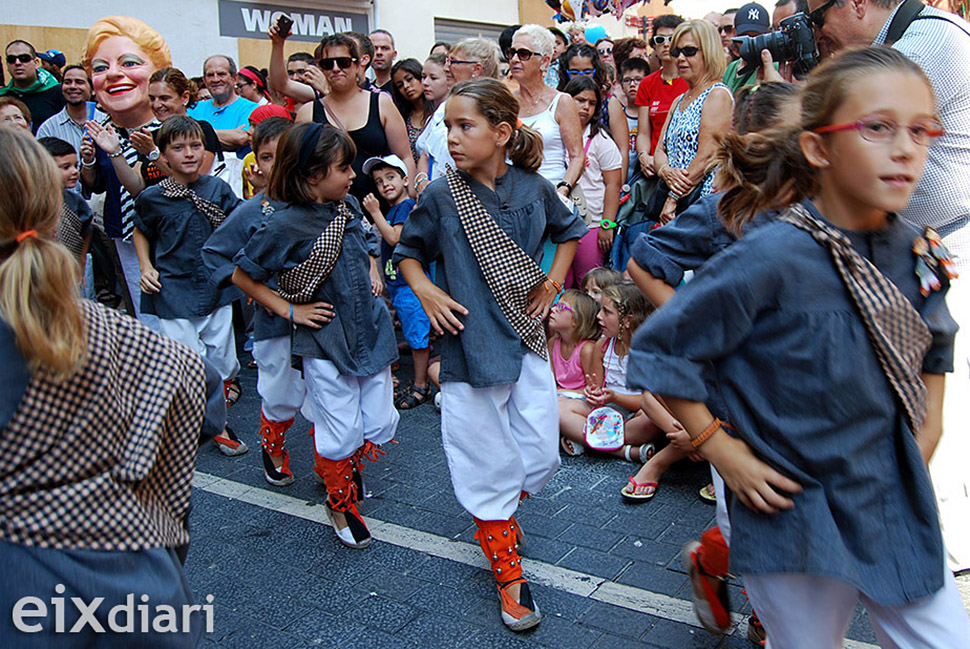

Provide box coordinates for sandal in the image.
[623,443,655,463]
[560,436,585,456]
[395,384,429,410]
[699,482,717,505]
[620,476,658,502]
[223,378,241,408]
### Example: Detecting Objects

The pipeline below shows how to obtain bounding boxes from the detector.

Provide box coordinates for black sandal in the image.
[395,384,429,410]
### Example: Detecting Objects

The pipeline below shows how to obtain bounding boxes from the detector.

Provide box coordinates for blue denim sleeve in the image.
[627,231,783,401]
[921,277,958,374]
[202,198,262,288]
[131,187,159,238]
[542,181,588,244]
[235,220,284,283]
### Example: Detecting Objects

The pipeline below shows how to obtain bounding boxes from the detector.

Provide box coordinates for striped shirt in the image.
[35,103,107,155]
[874,3,970,266]
[95,116,161,240]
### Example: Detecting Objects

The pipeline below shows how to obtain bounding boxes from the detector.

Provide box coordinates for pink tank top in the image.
[552,338,589,391]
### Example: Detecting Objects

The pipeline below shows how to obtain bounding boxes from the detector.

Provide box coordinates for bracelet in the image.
[107,150,124,159]
[690,417,725,449]
[658,163,668,176]
[414,173,429,185]
[600,219,618,230]
[544,278,563,294]
[556,180,572,192]
[289,302,293,323]
[81,158,96,168]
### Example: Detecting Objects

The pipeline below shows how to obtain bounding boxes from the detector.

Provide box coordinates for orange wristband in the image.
[690,417,725,449]
[544,279,563,294]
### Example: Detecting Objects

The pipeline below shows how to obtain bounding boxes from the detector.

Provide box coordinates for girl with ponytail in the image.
[0,127,216,647]
[394,77,587,632]
[626,46,969,646]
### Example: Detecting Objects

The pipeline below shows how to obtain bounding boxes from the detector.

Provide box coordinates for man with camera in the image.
[805,0,970,576]
[723,3,772,92]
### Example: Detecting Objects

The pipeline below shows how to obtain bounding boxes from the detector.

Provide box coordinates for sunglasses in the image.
[650,35,673,45]
[814,116,945,147]
[597,47,613,55]
[507,48,543,62]
[446,57,477,67]
[718,25,736,34]
[809,0,839,27]
[6,53,34,64]
[672,46,701,58]
[566,69,595,78]
[319,57,357,70]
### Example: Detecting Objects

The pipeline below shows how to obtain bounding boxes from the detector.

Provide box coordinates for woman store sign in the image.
[218,0,371,42]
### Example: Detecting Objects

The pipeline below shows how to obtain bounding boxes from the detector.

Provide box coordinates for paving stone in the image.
[344,595,420,634]
[526,615,602,649]
[557,522,625,551]
[579,601,654,640]
[641,618,723,648]
[394,611,482,647]
[591,633,656,649]
[609,536,682,566]
[615,561,689,597]
[557,546,631,581]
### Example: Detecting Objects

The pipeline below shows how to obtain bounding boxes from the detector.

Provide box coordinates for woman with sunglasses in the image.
[296,33,414,201]
[413,37,501,192]
[635,15,687,179]
[650,20,731,224]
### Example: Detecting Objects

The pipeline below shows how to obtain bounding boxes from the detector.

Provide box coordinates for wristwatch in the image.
[147,148,160,162]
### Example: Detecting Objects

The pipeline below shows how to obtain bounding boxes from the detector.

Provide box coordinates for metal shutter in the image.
[433,17,507,45]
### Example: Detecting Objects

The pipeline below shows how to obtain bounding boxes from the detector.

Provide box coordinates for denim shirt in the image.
[133,175,242,319]
[201,193,290,341]
[235,197,396,377]
[394,165,588,387]
[628,201,957,606]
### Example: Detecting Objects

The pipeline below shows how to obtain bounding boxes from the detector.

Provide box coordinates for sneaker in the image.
[682,540,731,634]
[434,391,442,413]
[325,501,371,549]
[261,448,294,487]
[498,579,541,631]
[213,426,248,456]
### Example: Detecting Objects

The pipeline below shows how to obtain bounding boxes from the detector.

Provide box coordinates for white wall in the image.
[374,0,521,61]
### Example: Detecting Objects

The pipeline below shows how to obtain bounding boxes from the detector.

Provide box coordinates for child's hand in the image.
[362,193,381,215]
[414,283,468,336]
[244,163,267,191]
[369,259,384,296]
[598,226,614,253]
[705,434,802,515]
[526,281,558,320]
[289,301,335,329]
[140,266,161,294]
[666,424,703,460]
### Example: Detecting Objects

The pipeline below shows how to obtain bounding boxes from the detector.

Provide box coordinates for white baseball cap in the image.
[362,154,408,178]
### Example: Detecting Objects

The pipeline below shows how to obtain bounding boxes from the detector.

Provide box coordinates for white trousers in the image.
[743,570,970,649]
[934,254,970,572]
[440,352,560,521]
[711,465,730,546]
[303,359,398,460]
[252,336,312,423]
[159,304,239,380]
[115,239,159,331]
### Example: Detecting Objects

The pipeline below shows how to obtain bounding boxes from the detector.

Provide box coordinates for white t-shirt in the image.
[415,102,453,180]
[570,124,622,225]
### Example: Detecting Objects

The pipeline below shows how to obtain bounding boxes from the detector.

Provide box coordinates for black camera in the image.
[735,12,819,79]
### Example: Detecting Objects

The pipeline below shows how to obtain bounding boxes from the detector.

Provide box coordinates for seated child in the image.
[548,289,601,400]
[581,266,622,303]
[361,154,432,410]
[133,115,245,455]
[38,137,93,272]
[560,281,661,462]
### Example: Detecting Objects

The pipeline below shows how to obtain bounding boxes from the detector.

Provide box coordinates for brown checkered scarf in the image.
[277,201,351,304]
[779,203,931,432]
[0,300,206,550]
[159,177,227,229]
[55,202,85,260]
[445,166,549,360]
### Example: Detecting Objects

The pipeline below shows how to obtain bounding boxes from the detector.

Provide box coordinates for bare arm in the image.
[414,152,431,195]
[683,87,732,188]
[361,193,403,247]
[379,94,418,194]
[608,97,629,183]
[636,103,655,176]
[627,258,676,307]
[267,24,317,103]
[917,373,945,464]
[230,267,333,328]
[295,100,314,124]
[556,93,586,191]
[215,128,251,151]
[598,167,622,253]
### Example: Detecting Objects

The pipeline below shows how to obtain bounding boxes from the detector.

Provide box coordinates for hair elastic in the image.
[16,230,38,243]
[298,123,324,168]
[516,117,524,130]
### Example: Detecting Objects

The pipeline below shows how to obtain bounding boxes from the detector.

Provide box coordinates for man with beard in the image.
[1,40,64,133]
[37,64,107,156]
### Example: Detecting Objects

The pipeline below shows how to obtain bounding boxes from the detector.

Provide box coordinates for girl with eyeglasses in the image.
[627,46,969,648]
[296,34,415,202]
[650,20,731,224]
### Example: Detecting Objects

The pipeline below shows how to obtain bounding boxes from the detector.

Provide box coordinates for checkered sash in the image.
[445,166,549,359]
[0,301,206,550]
[276,201,351,304]
[159,178,227,229]
[778,203,931,432]
[55,202,86,260]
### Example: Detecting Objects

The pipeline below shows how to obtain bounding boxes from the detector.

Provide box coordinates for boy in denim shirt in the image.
[362,154,431,410]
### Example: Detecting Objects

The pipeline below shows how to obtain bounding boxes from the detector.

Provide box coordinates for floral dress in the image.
[664,83,729,197]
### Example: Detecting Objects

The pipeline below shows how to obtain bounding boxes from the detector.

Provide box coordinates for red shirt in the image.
[635,69,688,155]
